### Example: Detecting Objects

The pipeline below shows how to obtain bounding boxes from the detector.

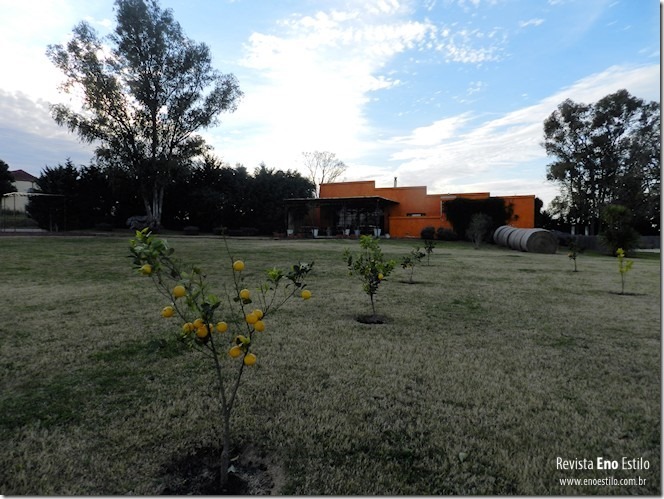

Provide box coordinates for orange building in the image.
[285,180,535,238]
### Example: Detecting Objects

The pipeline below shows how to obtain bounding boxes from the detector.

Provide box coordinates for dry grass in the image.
[0,234,660,495]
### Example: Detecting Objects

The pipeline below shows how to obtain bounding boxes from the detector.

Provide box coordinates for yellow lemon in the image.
[253,309,264,320]
[243,353,257,366]
[173,285,186,298]
[233,260,245,272]
[378,273,384,280]
[193,318,205,329]
[196,327,209,338]
[216,321,228,333]
[245,312,258,325]
[254,320,265,332]
[182,322,194,334]
[301,289,312,300]
[161,306,175,318]
[239,289,251,301]
[140,264,152,275]
[229,345,243,358]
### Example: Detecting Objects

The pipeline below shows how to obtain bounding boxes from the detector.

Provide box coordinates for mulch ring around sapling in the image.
[159,444,283,495]
[355,314,389,324]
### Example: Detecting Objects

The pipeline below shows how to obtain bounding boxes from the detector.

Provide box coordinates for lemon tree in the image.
[344,235,395,319]
[129,228,313,490]
[616,247,634,295]
[400,246,426,284]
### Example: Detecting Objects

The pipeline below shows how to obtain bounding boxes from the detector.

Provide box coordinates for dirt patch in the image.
[356,314,389,324]
[159,444,284,495]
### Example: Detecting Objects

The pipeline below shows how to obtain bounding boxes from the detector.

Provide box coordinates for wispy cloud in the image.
[519,18,544,28]
[380,64,660,202]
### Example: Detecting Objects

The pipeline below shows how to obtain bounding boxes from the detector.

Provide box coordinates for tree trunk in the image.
[151,184,164,228]
[219,415,231,490]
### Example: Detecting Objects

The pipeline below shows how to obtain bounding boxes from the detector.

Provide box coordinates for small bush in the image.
[436,227,458,241]
[420,226,436,240]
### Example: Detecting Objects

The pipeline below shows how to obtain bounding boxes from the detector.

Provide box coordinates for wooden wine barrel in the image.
[493,226,558,254]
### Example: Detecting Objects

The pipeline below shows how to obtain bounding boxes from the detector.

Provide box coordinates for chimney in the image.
[394,177,398,188]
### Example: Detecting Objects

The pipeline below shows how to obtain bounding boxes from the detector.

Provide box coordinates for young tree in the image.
[543,89,660,235]
[466,213,493,249]
[400,246,425,283]
[129,229,313,490]
[302,151,347,197]
[344,235,396,321]
[0,159,17,196]
[46,0,242,228]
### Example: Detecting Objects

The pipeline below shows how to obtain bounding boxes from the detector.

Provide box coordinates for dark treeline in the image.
[27,158,314,234]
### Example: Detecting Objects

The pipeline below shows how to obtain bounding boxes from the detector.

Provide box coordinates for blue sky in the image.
[0,0,659,207]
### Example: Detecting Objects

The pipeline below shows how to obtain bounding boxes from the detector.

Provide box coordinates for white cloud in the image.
[215,2,506,172]
[380,64,660,206]
[0,0,114,104]
[391,114,473,147]
[519,18,545,28]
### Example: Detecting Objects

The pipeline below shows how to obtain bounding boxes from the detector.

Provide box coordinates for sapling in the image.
[423,239,436,265]
[401,246,426,283]
[344,235,396,320]
[616,247,633,295]
[568,238,580,272]
[129,228,313,491]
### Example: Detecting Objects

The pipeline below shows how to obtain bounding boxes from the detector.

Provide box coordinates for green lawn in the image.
[0,234,660,495]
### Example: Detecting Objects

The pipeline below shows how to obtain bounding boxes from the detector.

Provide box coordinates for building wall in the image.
[5,174,37,213]
[319,181,536,238]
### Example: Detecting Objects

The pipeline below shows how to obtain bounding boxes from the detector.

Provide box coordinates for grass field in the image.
[0,233,660,495]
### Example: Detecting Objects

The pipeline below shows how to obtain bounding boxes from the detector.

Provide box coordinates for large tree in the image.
[302,151,347,197]
[46,0,242,227]
[543,89,660,235]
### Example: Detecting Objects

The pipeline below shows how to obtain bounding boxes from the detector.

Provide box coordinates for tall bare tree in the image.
[47,0,242,227]
[302,151,347,196]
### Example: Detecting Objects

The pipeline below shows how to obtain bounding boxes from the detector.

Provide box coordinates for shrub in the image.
[420,226,436,240]
[436,227,458,241]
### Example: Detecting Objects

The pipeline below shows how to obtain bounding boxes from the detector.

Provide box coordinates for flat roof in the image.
[285,195,399,205]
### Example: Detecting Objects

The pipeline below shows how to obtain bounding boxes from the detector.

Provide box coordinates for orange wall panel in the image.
[502,195,535,228]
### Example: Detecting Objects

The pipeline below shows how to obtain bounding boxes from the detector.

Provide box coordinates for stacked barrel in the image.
[493,226,558,254]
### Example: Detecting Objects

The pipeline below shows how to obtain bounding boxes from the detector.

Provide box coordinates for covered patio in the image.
[284,196,400,237]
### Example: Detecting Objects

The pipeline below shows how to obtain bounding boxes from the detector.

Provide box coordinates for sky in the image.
[0,0,660,208]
